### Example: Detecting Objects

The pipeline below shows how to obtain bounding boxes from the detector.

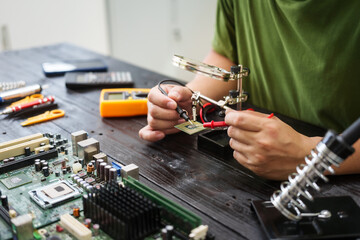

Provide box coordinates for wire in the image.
[157,80,195,124]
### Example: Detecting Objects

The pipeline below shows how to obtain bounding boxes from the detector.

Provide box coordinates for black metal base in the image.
[251,196,360,239]
[197,130,233,160]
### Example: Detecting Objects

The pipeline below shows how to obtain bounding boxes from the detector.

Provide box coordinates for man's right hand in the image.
[139,84,193,142]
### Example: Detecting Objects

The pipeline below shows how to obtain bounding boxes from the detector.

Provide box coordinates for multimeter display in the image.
[100,88,150,117]
[107,93,125,100]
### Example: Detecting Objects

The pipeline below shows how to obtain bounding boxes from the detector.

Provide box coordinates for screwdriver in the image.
[158,86,194,126]
[1,96,55,115]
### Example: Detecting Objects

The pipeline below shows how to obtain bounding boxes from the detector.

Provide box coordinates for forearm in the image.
[186,49,237,100]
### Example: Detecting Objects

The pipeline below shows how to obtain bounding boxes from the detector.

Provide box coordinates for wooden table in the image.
[1,43,359,240]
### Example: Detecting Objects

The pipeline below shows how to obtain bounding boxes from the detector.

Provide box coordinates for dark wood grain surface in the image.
[1,43,359,240]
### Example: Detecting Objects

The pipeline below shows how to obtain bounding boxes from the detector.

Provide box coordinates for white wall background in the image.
[0,0,109,55]
[0,0,218,82]
[106,0,217,82]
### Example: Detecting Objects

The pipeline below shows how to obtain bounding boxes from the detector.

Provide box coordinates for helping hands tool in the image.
[21,109,65,126]
[1,96,54,115]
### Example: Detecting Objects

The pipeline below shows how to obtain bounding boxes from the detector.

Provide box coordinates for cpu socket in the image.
[29,180,81,209]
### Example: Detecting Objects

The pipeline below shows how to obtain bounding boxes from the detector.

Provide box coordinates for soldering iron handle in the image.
[341,117,360,146]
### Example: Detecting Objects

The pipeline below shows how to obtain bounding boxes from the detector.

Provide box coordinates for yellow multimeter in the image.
[99,88,150,117]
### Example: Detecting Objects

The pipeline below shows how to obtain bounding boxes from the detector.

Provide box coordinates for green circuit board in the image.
[0,132,208,240]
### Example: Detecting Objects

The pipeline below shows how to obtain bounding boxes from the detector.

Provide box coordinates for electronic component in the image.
[83,181,161,240]
[0,148,58,174]
[11,214,33,240]
[99,88,150,117]
[92,152,107,163]
[77,138,99,163]
[0,136,49,161]
[72,162,82,173]
[59,213,91,240]
[121,163,139,180]
[65,71,133,89]
[175,121,205,135]
[71,130,88,156]
[1,173,32,189]
[28,181,81,209]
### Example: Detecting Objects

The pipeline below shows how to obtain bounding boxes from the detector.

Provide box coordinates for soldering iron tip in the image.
[188,120,194,126]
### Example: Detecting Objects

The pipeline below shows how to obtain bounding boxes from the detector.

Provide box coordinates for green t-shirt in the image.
[213,0,360,133]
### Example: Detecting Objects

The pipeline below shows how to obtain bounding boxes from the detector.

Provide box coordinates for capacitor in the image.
[49,139,54,145]
[109,168,117,181]
[73,207,80,218]
[83,183,90,189]
[86,185,93,192]
[42,167,49,177]
[75,178,81,186]
[105,165,111,181]
[25,147,31,156]
[62,168,67,175]
[42,162,48,169]
[93,224,100,236]
[71,174,77,180]
[9,157,15,162]
[80,180,87,188]
[39,149,45,154]
[84,218,91,228]
[90,160,96,169]
[99,162,107,181]
[96,159,104,177]
[56,134,61,139]
[1,195,8,209]
[49,133,54,138]
[64,149,68,155]
[35,159,40,164]
[60,146,65,152]
[40,160,47,168]
[87,163,94,174]
[3,159,9,164]
[35,162,42,172]
[55,171,60,177]
[165,225,174,240]
[63,138,68,143]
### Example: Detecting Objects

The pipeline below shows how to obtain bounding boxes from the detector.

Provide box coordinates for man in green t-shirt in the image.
[139,0,360,180]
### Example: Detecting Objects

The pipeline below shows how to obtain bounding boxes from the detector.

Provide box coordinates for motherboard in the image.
[0,131,212,240]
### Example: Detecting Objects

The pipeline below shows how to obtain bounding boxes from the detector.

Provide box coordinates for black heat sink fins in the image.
[82,181,161,240]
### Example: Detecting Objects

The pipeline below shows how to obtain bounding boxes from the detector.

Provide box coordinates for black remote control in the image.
[65,72,134,89]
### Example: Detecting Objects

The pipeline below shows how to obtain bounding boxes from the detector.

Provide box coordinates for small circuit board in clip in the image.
[175,121,205,135]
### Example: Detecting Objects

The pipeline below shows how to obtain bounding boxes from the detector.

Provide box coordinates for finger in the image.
[229,138,253,156]
[233,150,250,167]
[139,125,180,142]
[225,111,264,132]
[167,86,192,103]
[227,126,256,145]
[148,115,184,130]
[148,103,180,120]
[148,86,177,110]
[139,125,166,142]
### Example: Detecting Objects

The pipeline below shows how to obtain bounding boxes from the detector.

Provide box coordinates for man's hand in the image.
[225,109,321,180]
[139,85,192,142]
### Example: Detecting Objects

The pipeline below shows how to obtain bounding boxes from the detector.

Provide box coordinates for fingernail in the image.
[267,113,274,119]
[167,101,177,109]
[247,108,254,111]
